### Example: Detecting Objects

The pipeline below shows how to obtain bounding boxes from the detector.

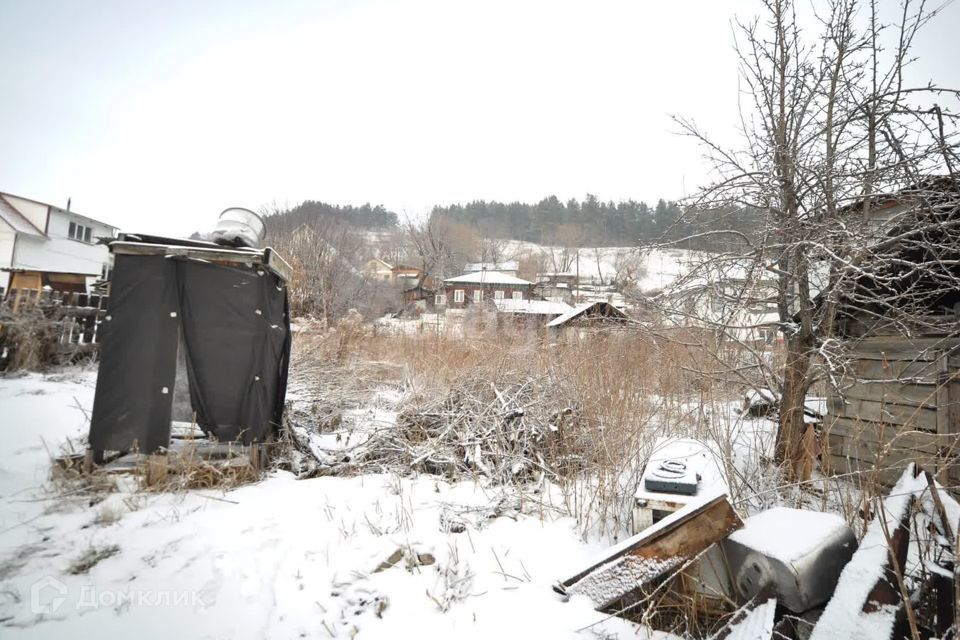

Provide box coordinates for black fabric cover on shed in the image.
[89,254,291,453]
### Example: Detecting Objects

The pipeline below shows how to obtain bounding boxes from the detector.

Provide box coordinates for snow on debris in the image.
[566,554,682,610]
[726,507,850,565]
[809,467,930,640]
[710,597,777,640]
[0,372,647,640]
[292,388,402,467]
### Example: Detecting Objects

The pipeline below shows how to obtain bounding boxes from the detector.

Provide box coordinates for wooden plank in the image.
[949,374,960,490]
[823,418,941,454]
[111,241,292,283]
[849,336,960,361]
[853,358,940,384]
[825,453,924,487]
[263,247,293,283]
[557,492,743,611]
[111,241,264,265]
[837,380,938,409]
[827,435,947,474]
[832,396,938,430]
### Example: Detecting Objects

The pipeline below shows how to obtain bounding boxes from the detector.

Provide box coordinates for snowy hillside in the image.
[502,240,696,292]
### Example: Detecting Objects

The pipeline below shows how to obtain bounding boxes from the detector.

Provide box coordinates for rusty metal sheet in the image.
[556,491,743,611]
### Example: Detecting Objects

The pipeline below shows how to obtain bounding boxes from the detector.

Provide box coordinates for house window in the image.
[435,294,446,306]
[454,289,465,303]
[512,291,523,300]
[494,290,504,300]
[68,221,92,243]
[473,289,483,303]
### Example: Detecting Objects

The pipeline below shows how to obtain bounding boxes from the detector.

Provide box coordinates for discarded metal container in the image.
[720,507,856,613]
[644,458,700,494]
[212,207,266,248]
[634,438,728,534]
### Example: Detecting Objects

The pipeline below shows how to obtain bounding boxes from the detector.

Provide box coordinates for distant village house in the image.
[438,271,534,308]
[0,191,118,295]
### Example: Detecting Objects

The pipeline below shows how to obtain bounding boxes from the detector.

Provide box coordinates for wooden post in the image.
[937,351,951,484]
[946,354,960,495]
[82,449,94,475]
[144,454,169,486]
[249,443,262,472]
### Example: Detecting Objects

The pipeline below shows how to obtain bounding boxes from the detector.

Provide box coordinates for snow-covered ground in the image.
[0,371,656,639]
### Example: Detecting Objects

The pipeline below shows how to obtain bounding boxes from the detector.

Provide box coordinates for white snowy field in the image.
[0,370,657,639]
[502,240,694,292]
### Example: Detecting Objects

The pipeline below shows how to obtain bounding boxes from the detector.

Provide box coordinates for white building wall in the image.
[11,209,116,280]
[45,208,116,242]
[0,224,15,292]
[2,194,49,232]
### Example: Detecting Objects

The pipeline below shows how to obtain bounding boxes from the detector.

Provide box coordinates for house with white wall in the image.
[0,191,118,294]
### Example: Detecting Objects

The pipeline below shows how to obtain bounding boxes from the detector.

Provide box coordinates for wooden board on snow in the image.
[556,491,743,611]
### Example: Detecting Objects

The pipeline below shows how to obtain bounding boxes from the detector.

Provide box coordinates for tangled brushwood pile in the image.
[284,369,596,484]
[394,373,591,483]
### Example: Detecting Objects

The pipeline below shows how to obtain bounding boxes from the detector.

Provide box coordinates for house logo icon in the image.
[30,576,67,615]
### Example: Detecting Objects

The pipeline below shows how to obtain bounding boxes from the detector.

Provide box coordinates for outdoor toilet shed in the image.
[87,232,293,461]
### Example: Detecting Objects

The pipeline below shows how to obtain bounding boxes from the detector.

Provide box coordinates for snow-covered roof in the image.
[365,257,393,270]
[465,261,518,272]
[493,298,573,316]
[546,301,629,328]
[444,271,533,286]
[0,195,45,237]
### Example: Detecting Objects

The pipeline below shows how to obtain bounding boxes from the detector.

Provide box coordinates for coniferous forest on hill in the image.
[266,195,762,251]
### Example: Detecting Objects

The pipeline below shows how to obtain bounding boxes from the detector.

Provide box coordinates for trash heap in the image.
[556,454,959,640]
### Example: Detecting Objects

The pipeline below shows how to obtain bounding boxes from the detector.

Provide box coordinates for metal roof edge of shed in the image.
[109,241,292,283]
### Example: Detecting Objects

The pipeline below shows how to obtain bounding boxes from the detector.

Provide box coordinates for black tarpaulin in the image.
[89,254,180,453]
[88,254,291,453]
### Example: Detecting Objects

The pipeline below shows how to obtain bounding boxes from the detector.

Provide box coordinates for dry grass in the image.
[67,544,120,575]
[288,322,749,538]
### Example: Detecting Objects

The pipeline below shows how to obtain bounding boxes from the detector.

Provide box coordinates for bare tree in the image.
[404,214,478,284]
[611,247,646,291]
[477,236,511,265]
[263,203,393,323]
[664,0,959,477]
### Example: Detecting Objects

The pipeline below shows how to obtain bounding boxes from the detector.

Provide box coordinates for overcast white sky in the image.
[1,0,957,235]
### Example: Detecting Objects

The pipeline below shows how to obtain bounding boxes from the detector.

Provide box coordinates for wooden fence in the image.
[0,288,110,366]
[823,335,960,489]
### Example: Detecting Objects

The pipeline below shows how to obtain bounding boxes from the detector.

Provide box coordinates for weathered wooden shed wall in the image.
[824,335,960,487]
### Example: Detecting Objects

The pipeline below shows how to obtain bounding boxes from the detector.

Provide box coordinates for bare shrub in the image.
[0,306,60,371]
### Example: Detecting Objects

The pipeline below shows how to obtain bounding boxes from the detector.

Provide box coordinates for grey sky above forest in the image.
[1,0,957,235]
